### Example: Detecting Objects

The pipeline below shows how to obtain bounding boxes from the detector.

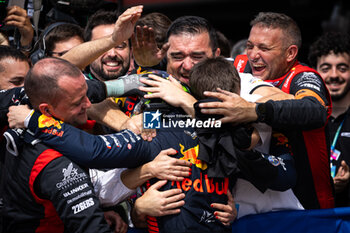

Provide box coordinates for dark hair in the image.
[25,57,82,109]
[0,45,29,72]
[189,56,240,100]
[166,16,218,54]
[231,39,247,58]
[308,32,350,68]
[84,10,119,41]
[136,12,172,49]
[250,12,302,49]
[44,23,84,55]
[216,30,231,58]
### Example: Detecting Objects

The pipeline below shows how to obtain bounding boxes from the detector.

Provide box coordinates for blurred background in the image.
[1,0,349,63]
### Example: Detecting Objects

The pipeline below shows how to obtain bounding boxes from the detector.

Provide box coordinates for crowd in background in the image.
[1,1,350,233]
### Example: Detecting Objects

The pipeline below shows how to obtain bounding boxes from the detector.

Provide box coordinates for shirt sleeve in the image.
[86,79,107,104]
[34,156,112,233]
[27,111,154,169]
[90,168,136,207]
[289,72,329,106]
[239,73,273,96]
[236,149,296,192]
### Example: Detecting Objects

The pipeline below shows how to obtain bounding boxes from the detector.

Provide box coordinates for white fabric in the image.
[233,178,304,219]
[235,77,303,218]
[239,72,273,96]
[89,168,136,207]
[240,90,272,154]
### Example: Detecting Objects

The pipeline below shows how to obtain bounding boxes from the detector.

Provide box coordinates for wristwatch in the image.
[255,102,267,122]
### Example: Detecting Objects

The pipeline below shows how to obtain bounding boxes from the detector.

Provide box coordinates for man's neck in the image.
[332,92,350,118]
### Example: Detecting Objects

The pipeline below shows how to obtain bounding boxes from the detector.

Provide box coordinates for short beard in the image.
[331,81,350,102]
[90,62,130,81]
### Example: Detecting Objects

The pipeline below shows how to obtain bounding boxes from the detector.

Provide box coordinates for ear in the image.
[214,47,221,57]
[286,45,298,63]
[38,103,52,117]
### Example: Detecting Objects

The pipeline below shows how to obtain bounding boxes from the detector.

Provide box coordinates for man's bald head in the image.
[25,57,82,109]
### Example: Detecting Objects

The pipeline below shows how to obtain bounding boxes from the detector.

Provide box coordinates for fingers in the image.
[164,191,185,205]
[215,213,233,226]
[114,218,128,233]
[217,88,236,97]
[173,158,192,167]
[117,220,128,233]
[160,148,178,156]
[141,128,156,141]
[151,180,168,190]
[142,26,151,43]
[140,77,161,87]
[143,92,162,99]
[211,190,237,226]
[6,6,26,16]
[160,42,170,55]
[198,100,224,109]
[136,25,144,46]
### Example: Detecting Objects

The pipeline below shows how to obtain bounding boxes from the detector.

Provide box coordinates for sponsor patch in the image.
[268,155,280,166]
[56,163,88,190]
[38,114,63,129]
[72,198,94,214]
[295,89,325,106]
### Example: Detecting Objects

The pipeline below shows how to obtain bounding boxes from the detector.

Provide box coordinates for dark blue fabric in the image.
[232,207,350,233]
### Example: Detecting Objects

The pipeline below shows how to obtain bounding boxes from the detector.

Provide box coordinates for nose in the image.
[182,57,194,71]
[106,47,117,57]
[83,96,92,109]
[330,66,338,78]
[248,47,260,62]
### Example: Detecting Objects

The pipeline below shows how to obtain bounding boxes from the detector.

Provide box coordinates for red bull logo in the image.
[179,144,207,170]
[38,114,63,129]
[171,173,229,195]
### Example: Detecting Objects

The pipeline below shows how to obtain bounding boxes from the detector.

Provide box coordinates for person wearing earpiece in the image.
[30,22,84,64]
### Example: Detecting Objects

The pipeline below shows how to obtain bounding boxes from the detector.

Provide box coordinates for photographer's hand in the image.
[5,6,33,51]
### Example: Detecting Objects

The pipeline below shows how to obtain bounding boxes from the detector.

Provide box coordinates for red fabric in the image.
[29,149,65,233]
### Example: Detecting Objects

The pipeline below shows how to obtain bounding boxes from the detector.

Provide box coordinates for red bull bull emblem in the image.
[179,144,207,170]
[38,114,64,137]
[38,114,63,129]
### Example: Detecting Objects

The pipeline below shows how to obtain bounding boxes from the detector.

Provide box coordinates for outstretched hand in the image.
[131,25,169,67]
[134,180,186,217]
[148,148,192,181]
[199,88,257,124]
[139,74,196,116]
[112,5,143,46]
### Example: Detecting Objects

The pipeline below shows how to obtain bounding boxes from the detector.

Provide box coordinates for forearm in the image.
[62,35,115,70]
[180,93,197,118]
[131,201,148,228]
[120,163,154,190]
[87,98,129,132]
[258,97,327,130]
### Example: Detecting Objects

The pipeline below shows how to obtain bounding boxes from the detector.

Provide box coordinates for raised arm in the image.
[62,5,143,70]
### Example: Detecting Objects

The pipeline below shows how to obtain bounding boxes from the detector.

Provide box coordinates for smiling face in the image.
[166,32,218,86]
[48,74,91,126]
[89,24,132,81]
[317,52,350,101]
[246,25,290,81]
